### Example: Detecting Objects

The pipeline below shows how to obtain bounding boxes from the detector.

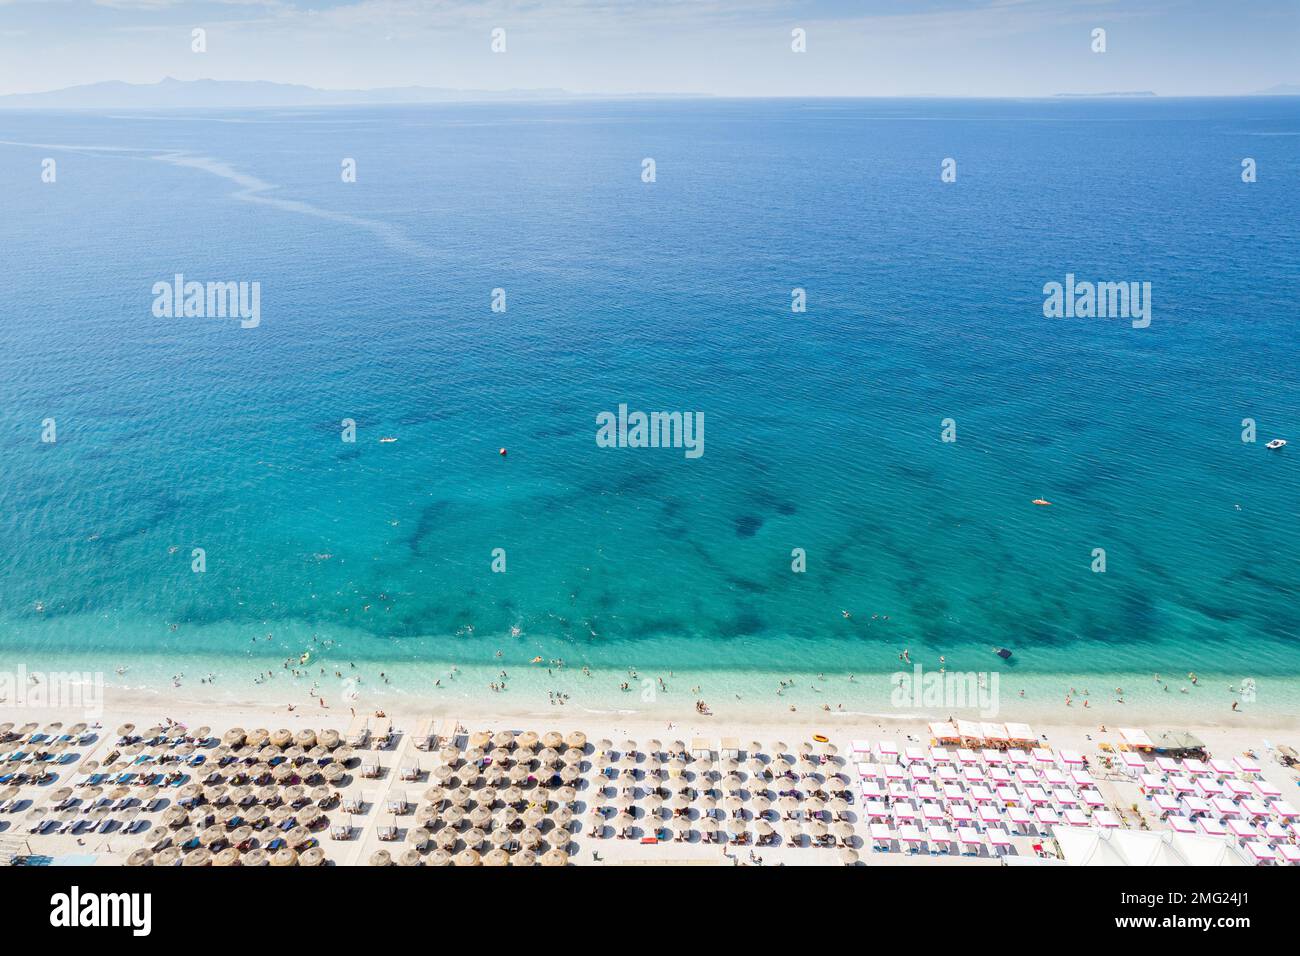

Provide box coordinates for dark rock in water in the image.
[776,502,797,516]
[735,515,763,538]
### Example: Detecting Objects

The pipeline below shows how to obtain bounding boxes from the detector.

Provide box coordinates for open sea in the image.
[1,98,1297,721]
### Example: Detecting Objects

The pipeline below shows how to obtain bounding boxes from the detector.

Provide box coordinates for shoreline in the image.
[7,673,1298,737]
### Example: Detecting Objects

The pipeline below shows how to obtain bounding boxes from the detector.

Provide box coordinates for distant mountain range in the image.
[2,77,1296,109]
[0,77,704,109]
[1053,91,1157,98]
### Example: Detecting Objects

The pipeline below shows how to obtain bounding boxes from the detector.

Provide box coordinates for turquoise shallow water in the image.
[0,98,1297,716]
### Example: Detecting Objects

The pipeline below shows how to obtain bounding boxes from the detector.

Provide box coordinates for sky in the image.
[0,0,1297,98]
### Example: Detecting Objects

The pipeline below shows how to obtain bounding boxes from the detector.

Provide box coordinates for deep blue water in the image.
[0,98,1297,695]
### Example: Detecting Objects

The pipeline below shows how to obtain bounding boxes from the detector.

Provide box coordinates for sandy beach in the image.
[3,682,1297,867]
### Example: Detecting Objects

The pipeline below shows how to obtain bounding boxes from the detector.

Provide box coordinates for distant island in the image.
[0,76,707,110]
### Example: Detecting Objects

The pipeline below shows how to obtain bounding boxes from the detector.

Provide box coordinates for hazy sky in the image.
[0,0,1297,97]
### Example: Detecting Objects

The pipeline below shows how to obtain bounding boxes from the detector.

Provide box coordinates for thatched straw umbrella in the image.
[463,828,487,850]
[512,849,538,867]
[541,731,564,750]
[442,806,466,828]
[318,728,340,750]
[183,848,213,867]
[271,848,300,867]
[468,731,491,750]
[162,806,188,828]
[126,848,152,867]
[366,849,391,867]
[517,731,539,751]
[454,849,481,866]
[482,848,509,866]
[565,731,587,751]
[551,806,574,828]
[298,847,324,867]
[435,828,458,850]
[154,846,182,866]
[540,849,568,867]
[222,728,246,747]
[296,806,323,828]
[439,746,461,766]
[840,847,860,866]
[212,847,241,867]
[294,729,316,748]
[267,728,291,749]
[519,827,543,848]
[397,849,422,866]
[243,848,270,866]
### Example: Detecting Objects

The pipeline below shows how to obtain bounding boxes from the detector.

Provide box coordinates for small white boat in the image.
[1265,439,1286,450]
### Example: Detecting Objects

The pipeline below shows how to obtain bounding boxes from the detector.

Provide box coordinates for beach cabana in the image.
[1197,818,1227,837]
[927,722,960,745]
[1118,728,1154,751]
[1243,841,1274,865]
[987,827,1012,855]
[898,823,924,853]
[926,824,953,854]
[868,822,892,851]
[1233,755,1261,777]
[1093,810,1120,829]
[980,723,1009,747]
[957,826,983,855]
[1276,844,1300,865]
[1119,751,1146,776]
[1152,731,1207,758]
[1005,723,1035,746]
